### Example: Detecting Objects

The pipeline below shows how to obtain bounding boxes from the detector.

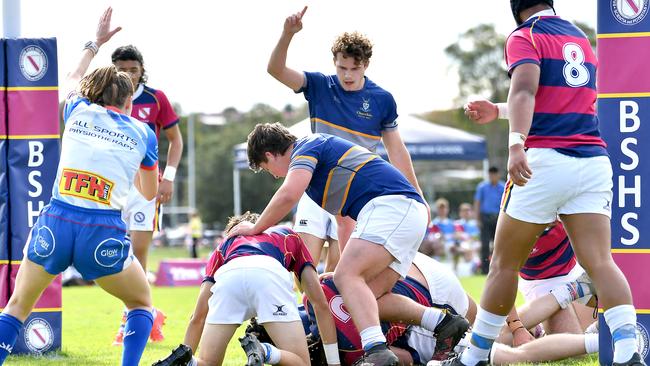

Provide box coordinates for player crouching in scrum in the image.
[153,212,339,366]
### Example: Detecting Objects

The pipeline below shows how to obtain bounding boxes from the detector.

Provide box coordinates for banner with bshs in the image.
[598,0,650,364]
[0,38,61,355]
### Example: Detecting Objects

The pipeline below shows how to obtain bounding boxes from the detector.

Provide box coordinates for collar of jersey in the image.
[132,83,144,100]
[105,105,126,115]
[525,8,556,21]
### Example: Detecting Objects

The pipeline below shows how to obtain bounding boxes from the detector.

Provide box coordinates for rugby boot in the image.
[240,333,265,366]
[355,343,399,366]
[149,308,167,342]
[111,311,128,346]
[613,352,647,366]
[151,344,193,366]
[434,312,471,353]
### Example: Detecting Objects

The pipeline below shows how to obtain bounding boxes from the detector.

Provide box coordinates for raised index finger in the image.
[299,6,308,18]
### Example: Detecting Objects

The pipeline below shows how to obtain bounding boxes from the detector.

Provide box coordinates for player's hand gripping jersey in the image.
[290,134,424,220]
[505,14,606,157]
[54,94,158,211]
[300,72,398,151]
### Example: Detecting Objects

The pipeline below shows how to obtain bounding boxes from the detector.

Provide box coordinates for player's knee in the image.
[333,269,350,290]
[4,297,32,321]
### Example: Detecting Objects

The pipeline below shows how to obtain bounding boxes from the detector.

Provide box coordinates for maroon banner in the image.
[154,259,208,287]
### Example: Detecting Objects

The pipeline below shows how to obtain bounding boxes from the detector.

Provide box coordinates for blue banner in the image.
[598,0,650,364]
[5,38,61,356]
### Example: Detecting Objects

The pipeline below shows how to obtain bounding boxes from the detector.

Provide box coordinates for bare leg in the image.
[325,239,340,272]
[3,258,56,321]
[492,333,587,365]
[573,303,597,332]
[481,214,547,315]
[95,260,152,310]
[560,213,633,309]
[335,215,356,253]
[334,238,395,333]
[130,230,153,272]
[195,323,238,366]
[546,306,582,334]
[263,321,310,366]
[298,232,325,264]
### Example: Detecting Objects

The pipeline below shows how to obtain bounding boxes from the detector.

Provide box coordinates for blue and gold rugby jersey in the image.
[289,134,423,220]
[299,72,398,151]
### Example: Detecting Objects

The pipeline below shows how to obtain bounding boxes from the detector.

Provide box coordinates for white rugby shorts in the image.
[352,195,428,277]
[206,255,300,324]
[293,193,338,240]
[502,148,612,224]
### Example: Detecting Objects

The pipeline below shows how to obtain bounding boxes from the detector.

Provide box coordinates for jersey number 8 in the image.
[562,42,590,88]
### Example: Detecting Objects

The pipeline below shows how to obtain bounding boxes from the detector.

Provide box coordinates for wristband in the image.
[323,343,340,365]
[496,103,509,119]
[83,41,99,56]
[162,166,177,182]
[508,132,526,148]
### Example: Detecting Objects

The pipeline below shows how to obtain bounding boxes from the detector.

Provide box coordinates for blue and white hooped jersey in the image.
[52,94,158,211]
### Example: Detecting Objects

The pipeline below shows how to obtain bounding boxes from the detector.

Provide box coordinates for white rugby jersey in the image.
[52,94,158,211]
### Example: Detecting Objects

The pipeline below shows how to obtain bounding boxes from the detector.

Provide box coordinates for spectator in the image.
[454,203,481,274]
[474,166,505,275]
[431,198,467,272]
[189,212,203,259]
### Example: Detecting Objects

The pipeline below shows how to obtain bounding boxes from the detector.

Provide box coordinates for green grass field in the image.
[5,247,599,365]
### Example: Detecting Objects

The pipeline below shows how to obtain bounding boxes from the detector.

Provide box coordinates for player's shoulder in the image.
[364,77,394,99]
[141,84,171,102]
[266,225,297,236]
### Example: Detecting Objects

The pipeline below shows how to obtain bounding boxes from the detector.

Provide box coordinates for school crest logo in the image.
[362,98,371,112]
[134,212,146,223]
[24,318,54,354]
[138,107,151,120]
[612,0,649,25]
[19,45,48,82]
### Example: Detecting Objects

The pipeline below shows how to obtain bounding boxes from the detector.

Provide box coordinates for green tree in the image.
[194,104,306,227]
[445,24,510,170]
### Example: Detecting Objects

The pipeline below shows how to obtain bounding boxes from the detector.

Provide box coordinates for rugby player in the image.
[268,6,424,255]
[445,1,643,365]
[152,212,339,366]
[229,124,459,365]
[111,43,183,344]
[0,8,157,366]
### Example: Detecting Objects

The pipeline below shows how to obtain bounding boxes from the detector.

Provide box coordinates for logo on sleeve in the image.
[59,168,114,205]
[612,0,649,25]
[19,46,48,82]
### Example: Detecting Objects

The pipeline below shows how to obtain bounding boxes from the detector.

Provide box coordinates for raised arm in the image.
[64,7,122,95]
[267,6,307,92]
